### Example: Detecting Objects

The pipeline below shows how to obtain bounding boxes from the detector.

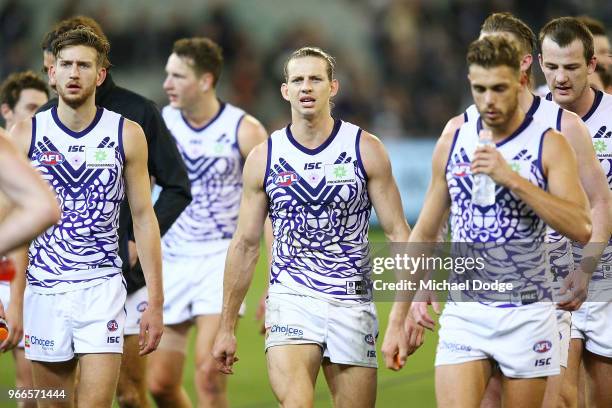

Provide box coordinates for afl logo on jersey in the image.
[275,171,299,187]
[37,151,65,166]
[451,162,471,177]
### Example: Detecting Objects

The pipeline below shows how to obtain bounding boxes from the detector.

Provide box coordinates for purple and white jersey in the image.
[465,97,570,287]
[265,120,372,303]
[447,114,552,306]
[552,90,612,287]
[161,103,245,257]
[28,107,125,293]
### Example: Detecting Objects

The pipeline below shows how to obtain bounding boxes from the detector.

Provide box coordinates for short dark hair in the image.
[42,16,108,61]
[283,47,336,82]
[52,27,111,69]
[576,16,606,37]
[481,13,537,55]
[172,37,223,86]
[539,17,594,63]
[0,71,49,109]
[467,36,521,72]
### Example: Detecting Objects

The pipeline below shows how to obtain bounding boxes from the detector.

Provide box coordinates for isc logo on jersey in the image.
[37,151,65,166]
[275,171,299,187]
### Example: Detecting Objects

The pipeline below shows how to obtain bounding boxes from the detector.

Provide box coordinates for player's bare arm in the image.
[358,131,413,371]
[0,247,28,351]
[213,141,269,374]
[381,127,454,370]
[561,111,611,243]
[0,126,60,254]
[123,118,164,355]
[237,114,268,159]
[472,129,591,243]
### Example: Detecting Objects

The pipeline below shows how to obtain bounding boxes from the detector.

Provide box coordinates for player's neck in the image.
[181,93,220,128]
[290,113,335,147]
[560,87,596,118]
[488,108,526,142]
[518,86,535,113]
[57,98,98,132]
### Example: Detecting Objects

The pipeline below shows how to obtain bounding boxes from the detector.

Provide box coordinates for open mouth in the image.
[299,96,316,107]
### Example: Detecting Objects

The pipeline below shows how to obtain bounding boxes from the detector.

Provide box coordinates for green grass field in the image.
[0,229,440,407]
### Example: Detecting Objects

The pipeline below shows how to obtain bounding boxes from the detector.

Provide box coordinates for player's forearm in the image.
[588,194,612,244]
[220,236,260,331]
[0,206,58,254]
[8,247,28,307]
[132,216,163,307]
[507,174,591,243]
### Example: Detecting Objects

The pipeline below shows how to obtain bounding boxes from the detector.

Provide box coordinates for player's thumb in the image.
[432,301,441,314]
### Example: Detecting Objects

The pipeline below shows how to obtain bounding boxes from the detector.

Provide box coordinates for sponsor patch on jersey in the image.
[325,163,356,185]
[86,148,115,168]
[202,141,233,157]
[533,340,552,353]
[275,171,299,186]
[451,162,471,177]
[37,151,65,166]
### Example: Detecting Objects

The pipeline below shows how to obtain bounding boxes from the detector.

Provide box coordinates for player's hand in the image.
[381,320,409,371]
[255,292,267,335]
[0,299,4,319]
[0,300,23,352]
[128,240,138,268]
[557,265,590,311]
[212,330,239,374]
[138,304,163,355]
[410,291,441,330]
[471,145,515,187]
[404,315,425,355]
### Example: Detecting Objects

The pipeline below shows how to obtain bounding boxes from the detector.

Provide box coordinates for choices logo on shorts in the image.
[107,320,119,332]
[25,334,55,351]
[440,341,472,353]
[270,324,304,337]
[533,340,552,353]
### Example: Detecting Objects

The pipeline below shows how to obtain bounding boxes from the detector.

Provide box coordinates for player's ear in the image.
[586,55,597,75]
[96,67,107,87]
[200,72,214,92]
[281,83,289,101]
[330,79,339,98]
[520,53,533,73]
[0,104,12,122]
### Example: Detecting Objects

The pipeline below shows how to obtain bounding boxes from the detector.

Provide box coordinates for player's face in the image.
[539,38,596,106]
[51,45,105,109]
[593,34,612,70]
[281,56,338,119]
[9,89,48,125]
[163,53,206,109]
[42,50,56,89]
[469,64,520,129]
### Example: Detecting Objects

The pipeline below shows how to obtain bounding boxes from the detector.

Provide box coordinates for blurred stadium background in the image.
[0,0,610,406]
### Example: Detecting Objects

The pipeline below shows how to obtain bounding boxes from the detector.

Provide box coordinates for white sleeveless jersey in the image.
[556,90,612,286]
[447,114,552,305]
[265,120,372,304]
[161,103,245,256]
[465,96,570,287]
[28,107,125,293]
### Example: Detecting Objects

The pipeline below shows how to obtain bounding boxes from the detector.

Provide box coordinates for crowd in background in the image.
[1,0,611,137]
